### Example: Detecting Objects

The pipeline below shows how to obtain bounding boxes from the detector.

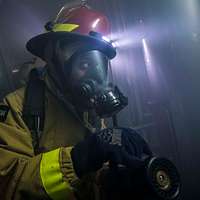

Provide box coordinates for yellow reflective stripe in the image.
[53,23,79,32]
[40,148,74,200]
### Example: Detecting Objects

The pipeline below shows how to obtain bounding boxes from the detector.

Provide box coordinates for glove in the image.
[95,128,153,200]
[97,127,153,168]
[71,128,152,178]
[71,133,134,178]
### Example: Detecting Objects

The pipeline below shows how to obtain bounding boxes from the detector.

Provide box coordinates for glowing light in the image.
[111,41,119,48]
[142,38,159,87]
[112,38,134,48]
[92,18,100,28]
[12,69,19,73]
[102,36,111,43]
[102,36,118,48]
[106,27,144,49]
[142,38,151,65]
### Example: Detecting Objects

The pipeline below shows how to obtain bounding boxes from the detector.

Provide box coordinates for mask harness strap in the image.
[22,68,45,154]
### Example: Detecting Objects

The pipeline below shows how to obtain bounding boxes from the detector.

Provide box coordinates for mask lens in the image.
[70,50,109,85]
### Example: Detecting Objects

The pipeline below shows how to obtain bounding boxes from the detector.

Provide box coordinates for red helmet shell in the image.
[55,5,111,36]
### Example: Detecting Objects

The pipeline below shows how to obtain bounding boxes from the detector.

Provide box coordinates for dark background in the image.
[0,0,200,199]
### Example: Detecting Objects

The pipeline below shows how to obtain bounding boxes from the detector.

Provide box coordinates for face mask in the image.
[66,50,128,118]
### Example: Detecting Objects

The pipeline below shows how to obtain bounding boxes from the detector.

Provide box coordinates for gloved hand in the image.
[71,133,127,178]
[71,127,152,178]
[95,128,153,200]
[97,127,153,167]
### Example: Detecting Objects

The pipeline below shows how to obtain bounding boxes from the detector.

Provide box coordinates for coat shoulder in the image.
[4,87,26,113]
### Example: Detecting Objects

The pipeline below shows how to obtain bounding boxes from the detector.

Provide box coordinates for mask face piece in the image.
[62,49,128,117]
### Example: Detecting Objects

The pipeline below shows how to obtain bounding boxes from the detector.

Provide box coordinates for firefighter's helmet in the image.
[26,2,116,60]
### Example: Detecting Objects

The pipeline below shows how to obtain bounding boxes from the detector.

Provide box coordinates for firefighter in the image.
[0,3,152,200]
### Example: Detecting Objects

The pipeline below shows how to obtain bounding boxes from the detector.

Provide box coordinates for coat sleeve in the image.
[0,90,78,200]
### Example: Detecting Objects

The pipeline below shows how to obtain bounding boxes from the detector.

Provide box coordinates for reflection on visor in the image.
[69,50,109,84]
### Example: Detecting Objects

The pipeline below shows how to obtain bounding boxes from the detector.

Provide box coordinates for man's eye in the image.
[80,62,89,70]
